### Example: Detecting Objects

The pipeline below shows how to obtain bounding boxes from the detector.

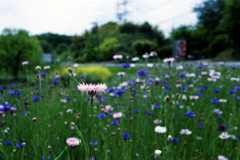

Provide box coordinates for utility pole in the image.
[93,22,100,62]
[116,0,129,24]
[172,20,177,61]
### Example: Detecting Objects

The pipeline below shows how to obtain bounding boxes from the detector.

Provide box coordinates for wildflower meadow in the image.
[1,54,240,160]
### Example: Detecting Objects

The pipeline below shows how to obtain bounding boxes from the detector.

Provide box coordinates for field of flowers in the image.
[0,55,240,160]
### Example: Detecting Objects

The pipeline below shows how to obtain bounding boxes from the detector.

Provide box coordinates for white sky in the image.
[0,0,204,37]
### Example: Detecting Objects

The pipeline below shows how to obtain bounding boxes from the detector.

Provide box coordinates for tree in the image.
[218,0,240,47]
[98,38,120,60]
[194,0,226,30]
[0,29,43,78]
[56,43,69,55]
[132,39,157,57]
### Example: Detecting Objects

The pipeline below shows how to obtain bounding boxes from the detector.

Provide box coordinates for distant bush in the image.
[52,66,112,83]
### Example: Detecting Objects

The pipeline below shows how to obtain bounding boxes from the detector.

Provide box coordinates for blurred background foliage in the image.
[0,0,240,78]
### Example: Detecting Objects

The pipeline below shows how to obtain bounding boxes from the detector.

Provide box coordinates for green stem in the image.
[90,96,94,159]
[54,146,68,160]
[71,73,80,84]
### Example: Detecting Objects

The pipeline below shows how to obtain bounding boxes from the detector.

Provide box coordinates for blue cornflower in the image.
[16,143,24,148]
[22,111,28,115]
[80,75,86,78]
[114,89,125,95]
[228,90,237,94]
[89,141,98,146]
[231,66,237,70]
[213,89,221,93]
[154,103,160,109]
[198,87,205,91]
[15,91,22,95]
[134,109,139,113]
[107,87,116,92]
[42,155,51,160]
[121,133,130,140]
[235,86,240,90]
[66,97,71,101]
[52,78,59,84]
[128,82,138,86]
[121,63,130,68]
[4,141,11,145]
[111,120,119,125]
[195,93,203,97]
[40,72,47,77]
[172,138,179,143]
[98,113,106,119]
[185,111,196,118]
[164,84,170,88]
[197,65,203,69]
[147,78,155,83]
[148,111,152,115]
[32,96,40,102]
[8,91,15,95]
[217,116,222,119]
[178,73,186,79]
[210,99,219,104]
[197,122,203,127]
[182,87,187,91]
[237,135,240,139]
[137,70,147,77]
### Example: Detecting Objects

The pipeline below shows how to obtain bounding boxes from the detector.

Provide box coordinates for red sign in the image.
[177,40,186,56]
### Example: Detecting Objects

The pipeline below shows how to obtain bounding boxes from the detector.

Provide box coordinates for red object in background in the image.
[177,40,186,56]
[36,74,39,79]
[56,71,60,74]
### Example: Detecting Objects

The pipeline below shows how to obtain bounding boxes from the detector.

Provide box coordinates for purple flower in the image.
[89,141,98,146]
[137,70,147,77]
[185,111,196,118]
[121,133,130,140]
[122,63,131,69]
[172,138,179,143]
[218,124,227,131]
[111,120,119,125]
[16,143,24,148]
[32,96,40,102]
[98,113,106,119]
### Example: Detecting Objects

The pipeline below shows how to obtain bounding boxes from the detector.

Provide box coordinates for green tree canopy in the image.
[0,29,43,78]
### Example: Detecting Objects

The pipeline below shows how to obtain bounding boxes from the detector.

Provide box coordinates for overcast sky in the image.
[0,0,204,37]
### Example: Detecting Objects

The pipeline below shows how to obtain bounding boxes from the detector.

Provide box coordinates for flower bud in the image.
[35,66,41,71]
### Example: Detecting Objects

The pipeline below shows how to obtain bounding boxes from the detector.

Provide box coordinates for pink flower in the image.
[113,55,123,60]
[44,65,50,70]
[61,99,67,103]
[149,51,157,57]
[218,155,228,160]
[201,72,208,75]
[208,78,217,82]
[219,132,230,139]
[182,95,187,100]
[196,136,202,140]
[163,58,174,63]
[209,71,221,79]
[66,137,80,147]
[219,99,227,103]
[77,83,107,96]
[190,95,199,100]
[231,77,239,82]
[180,129,192,135]
[22,61,29,65]
[71,126,75,130]
[66,109,73,113]
[214,109,223,115]
[113,112,122,119]
[117,72,125,76]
